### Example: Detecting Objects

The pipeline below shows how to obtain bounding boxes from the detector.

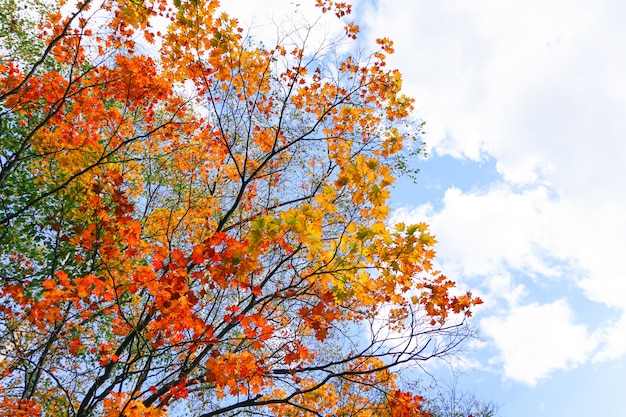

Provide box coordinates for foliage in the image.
[0,0,53,66]
[0,0,482,416]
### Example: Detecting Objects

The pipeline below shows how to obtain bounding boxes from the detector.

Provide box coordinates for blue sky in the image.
[224,1,626,415]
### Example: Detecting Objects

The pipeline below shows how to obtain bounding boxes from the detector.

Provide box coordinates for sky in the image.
[222,1,626,415]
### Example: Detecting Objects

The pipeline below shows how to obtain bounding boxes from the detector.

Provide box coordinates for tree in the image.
[420,378,500,417]
[0,0,482,416]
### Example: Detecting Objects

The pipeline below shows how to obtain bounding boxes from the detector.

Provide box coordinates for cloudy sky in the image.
[224,1,626,415]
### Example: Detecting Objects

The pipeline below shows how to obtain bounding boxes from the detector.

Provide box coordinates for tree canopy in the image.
[0,0,482,415]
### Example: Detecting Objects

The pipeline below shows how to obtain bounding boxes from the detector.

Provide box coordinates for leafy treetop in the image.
[0,0,482,416]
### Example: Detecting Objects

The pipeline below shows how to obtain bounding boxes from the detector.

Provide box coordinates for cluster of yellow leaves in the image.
[102,393,165,417]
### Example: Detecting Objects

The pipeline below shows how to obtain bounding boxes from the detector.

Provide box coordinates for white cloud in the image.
[390,182,626,380]
[363,0,626,384]
[361,0,626,186]
[481,300,598,385]
[593,315,626,362]
[390,184,564,280]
